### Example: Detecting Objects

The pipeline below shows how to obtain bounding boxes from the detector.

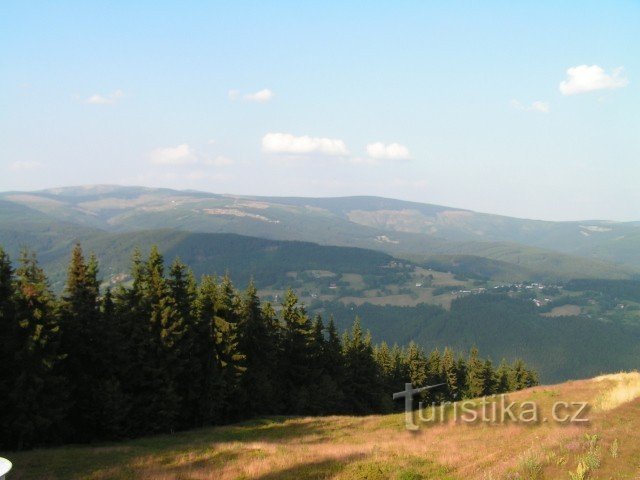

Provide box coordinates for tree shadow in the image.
[253,453,365,480]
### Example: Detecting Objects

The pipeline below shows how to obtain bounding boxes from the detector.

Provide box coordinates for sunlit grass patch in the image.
[593,371,640,411]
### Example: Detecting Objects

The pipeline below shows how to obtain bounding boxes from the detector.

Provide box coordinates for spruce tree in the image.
[58,244,105,441]
[466,347,485,398]
[279,289,316,413]
[405,342,428,388]
[144,246,183,432]
[342,317,386,414]
[213,275,245,419]
[192,275,225,425]
[7,250,66,449]
[425,348,443,402]
[318,317,346,412]
[495,359,512,393]
[441,347,459,400]
[0,248,16,449]
[168,259,200,427]
[236,281,279,416]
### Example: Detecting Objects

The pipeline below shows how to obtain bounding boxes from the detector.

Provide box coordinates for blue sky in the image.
[1,1,638,221]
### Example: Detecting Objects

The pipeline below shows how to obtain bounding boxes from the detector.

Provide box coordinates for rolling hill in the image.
[1,185,638,282]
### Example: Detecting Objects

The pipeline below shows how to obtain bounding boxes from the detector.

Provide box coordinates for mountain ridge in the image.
[1,184,639,281]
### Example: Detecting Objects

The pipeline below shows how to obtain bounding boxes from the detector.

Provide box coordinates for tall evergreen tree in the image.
[191,275,225,425]
[466,347,485,398]
[342,317,387,413]
[6,250,66,449]
[0,248,16,449]
[213,275,245,419]
[58,244,105,441]
[236,281,279,416]
[168,259,200,427]
[279,289,316,413]
[441,347,459,401]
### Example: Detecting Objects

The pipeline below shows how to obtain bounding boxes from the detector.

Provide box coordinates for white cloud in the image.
[229,88,275,103]
[262,132,349,156]
[85,89,124,105]
[202,155,235,167]
[366,142,412,160]
[559,65,628,95]
[510,100,550,113]
[244,88,274,102]
[530,101,550,113]
[9,160,42,171]
[149,144,197,166]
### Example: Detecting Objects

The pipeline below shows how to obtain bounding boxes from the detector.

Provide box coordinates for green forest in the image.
[0,244,537,451]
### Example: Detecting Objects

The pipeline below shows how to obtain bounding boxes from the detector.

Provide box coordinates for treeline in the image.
[0,244,538,450]
[564,279,640,303]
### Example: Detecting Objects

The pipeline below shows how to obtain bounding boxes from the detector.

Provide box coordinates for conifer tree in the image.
[58,244,105,441]
[144,246,183,431]
[441,347,459,400]
[405,342,428,388]
[96,287,129,439]
[425,348,443,401]
[279,289,316,413]
[7,250,66,449]
[317,317,346,412]
[213,275,245,418]
[0,248,16,449]
[466,347,485,398]
[190,275,226,424]
[495,359,512,393]
[168,259,200,427]
[236,281,279,415]
[342,317,386,413]
[374,342,394,392]
[390,344,408,393]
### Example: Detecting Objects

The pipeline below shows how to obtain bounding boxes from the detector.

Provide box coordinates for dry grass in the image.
[5,373,640,479]
[593,371,640,411]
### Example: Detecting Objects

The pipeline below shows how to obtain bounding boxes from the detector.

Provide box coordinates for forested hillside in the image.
[321,294,640,382]
[1,185,637,281]
[0,244,536,450]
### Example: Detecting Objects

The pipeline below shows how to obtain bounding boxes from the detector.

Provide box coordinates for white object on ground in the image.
[0,457,12,479]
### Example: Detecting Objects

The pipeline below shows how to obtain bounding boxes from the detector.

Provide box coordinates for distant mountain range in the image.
[1,185,638,283]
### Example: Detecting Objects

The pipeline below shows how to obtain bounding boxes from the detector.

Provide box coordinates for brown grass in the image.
[6,373,640,479]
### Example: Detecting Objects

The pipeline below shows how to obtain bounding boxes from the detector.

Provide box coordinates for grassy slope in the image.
[6,373,640,479]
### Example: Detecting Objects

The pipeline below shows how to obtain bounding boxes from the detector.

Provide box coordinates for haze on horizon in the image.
[1,1,638,222]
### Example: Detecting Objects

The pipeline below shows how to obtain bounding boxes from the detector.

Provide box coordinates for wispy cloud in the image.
[149,144,235,169]
[262,132,348,156]
[366,142,412,160]
[559,65,628,95]
[244,88,274,102]
[149,144,197,166]
[8,160,43,171]
[84,89,124,105]
[229,88,275,102]
[510,100,550,113]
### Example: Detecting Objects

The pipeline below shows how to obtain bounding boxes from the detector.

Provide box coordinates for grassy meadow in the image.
[5,372,640,480]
